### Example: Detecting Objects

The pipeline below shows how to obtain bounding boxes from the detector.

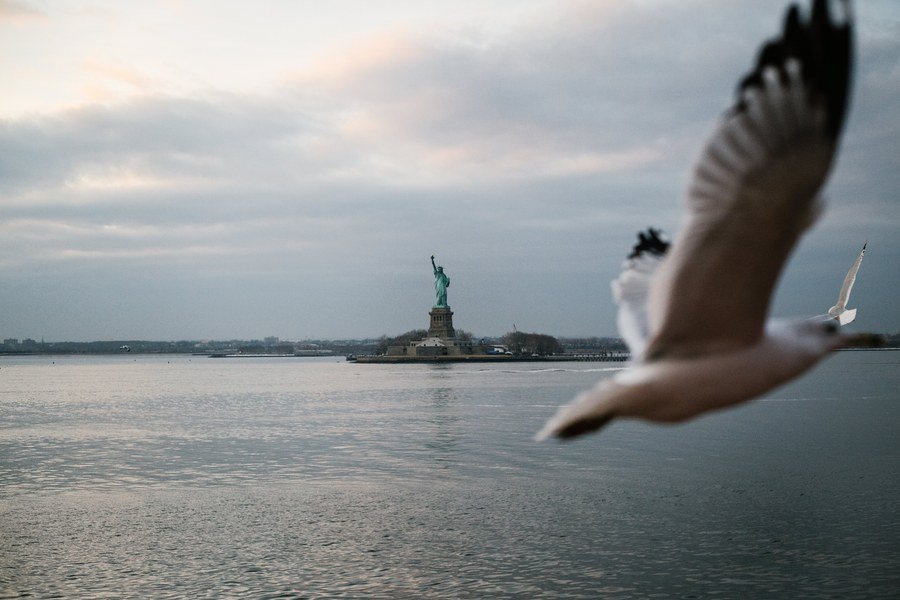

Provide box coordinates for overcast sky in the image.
[1,0,898,342]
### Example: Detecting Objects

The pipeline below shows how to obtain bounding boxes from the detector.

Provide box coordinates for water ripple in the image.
[1,353,898,597]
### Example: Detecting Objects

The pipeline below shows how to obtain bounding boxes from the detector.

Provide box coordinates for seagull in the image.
[537,0,882,441]
[823,242,866,325]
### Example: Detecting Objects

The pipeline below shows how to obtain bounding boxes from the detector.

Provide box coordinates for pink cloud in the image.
[0,0,45,23]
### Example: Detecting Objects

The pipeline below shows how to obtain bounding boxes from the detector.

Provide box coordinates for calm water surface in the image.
[1,352,898,598]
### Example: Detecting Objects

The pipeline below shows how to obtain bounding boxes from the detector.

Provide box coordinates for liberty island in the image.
[351,256,628,363]
[353,255,493,362]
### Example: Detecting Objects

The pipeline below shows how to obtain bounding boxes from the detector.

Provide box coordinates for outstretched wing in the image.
[830,241,866,312]
[644,0,853,360]
[612,228,669,357]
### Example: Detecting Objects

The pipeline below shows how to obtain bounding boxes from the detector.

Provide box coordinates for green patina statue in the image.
[430,255,450,308]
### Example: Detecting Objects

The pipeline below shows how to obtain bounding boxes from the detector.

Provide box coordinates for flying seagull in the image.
[823,242,866,325]
[537,0,881,441]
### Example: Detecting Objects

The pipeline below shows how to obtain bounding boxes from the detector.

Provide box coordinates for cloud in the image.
[10,1,883,201]
[1,0,899,339]
[79,59,156,104]
[0,92,323,198]
[0,0,45,23]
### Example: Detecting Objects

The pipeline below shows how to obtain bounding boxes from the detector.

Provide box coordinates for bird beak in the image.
[839,332,885,349]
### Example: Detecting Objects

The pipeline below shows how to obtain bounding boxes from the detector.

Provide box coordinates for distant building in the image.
[3,338,18,346]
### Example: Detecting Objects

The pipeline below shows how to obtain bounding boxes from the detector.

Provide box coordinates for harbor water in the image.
[1,351,898,598]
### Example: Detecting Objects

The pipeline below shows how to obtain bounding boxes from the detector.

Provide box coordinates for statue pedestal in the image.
[428,306,456,339]
[383,303,483,359]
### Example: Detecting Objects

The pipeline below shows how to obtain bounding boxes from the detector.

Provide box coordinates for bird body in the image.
[539,320,838,438]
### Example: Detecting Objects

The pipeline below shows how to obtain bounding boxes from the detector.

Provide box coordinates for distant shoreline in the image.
[2,347,897,359]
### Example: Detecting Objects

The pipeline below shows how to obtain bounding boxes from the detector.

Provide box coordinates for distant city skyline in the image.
[2,1,899,341]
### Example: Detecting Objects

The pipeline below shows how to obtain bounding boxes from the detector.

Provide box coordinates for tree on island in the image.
[559,336,629,353]
[376,330,429,355]
[455,330,473,342]
[501,331,562,356]
[882,332,900,348]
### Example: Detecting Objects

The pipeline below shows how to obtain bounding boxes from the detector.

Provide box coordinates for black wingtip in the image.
[729,0,854,139]
[628,227,670,259]
[554,413,614,441]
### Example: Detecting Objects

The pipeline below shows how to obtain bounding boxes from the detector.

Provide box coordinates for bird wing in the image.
[612,229,670,357]
[830,242,866,312]
[643,0,853,361]
[535,376,631,441]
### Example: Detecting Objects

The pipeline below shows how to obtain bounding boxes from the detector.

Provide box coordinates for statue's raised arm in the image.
[430,255,450,308]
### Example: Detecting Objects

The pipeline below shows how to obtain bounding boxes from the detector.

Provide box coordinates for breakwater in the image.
[350,353,629,364]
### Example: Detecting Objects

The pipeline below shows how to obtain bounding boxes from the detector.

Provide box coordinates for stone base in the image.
[380,306,485,362]
[428,306,455,339]
[385,335,481,357]
[382,304,487,358]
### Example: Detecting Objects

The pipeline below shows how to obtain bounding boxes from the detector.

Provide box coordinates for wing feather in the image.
[830,242,866,312]
[644,0,853,360]
[612,229,669,357]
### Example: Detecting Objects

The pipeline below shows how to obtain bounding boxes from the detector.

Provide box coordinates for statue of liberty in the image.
[431,255,450,308]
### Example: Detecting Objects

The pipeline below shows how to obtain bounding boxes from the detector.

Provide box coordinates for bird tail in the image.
[838,308,857,326]
[827,306,856,326]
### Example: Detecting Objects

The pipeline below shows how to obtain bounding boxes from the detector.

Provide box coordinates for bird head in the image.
[780,317,883,356]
